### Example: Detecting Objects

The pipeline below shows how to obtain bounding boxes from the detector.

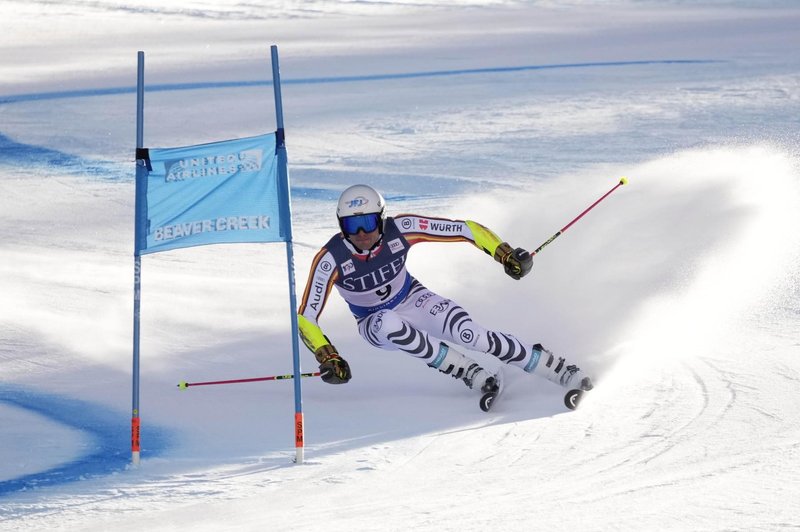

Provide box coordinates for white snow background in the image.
[1,1,799,530]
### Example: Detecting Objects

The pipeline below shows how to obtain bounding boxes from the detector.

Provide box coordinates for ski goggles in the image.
[340,213,381,235]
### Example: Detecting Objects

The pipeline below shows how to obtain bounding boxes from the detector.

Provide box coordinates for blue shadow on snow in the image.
[0,132,117,179]
[0,384,170,496]
[0,59,722,105]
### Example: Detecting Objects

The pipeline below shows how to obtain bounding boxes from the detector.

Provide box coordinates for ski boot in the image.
[429,342,492,392]
[525,343,593,391]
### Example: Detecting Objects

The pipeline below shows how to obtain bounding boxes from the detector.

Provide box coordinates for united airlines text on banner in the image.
[135,132,288,255]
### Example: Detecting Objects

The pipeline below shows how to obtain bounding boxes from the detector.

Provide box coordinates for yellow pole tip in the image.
[178,381,188,390]
[619,177,628,185]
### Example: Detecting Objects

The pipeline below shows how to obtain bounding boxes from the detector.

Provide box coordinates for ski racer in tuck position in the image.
[297,184,593,400]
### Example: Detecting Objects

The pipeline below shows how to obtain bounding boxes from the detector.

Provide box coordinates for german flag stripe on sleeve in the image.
[299,247,337,314]
[404,233,472,246]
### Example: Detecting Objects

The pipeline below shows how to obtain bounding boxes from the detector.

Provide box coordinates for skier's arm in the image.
[464,219,503,256]
[465,220,532,280]
[395,215,532,280]
[296,314,329,354]
[297,248,351,384]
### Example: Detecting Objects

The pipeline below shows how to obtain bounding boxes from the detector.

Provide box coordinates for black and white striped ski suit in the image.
[358,279,540,372]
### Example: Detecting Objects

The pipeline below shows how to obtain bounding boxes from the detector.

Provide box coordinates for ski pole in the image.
[178,372,321,390]
[531,177,628,256]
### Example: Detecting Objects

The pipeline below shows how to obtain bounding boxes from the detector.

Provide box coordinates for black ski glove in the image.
[315,345,352,384]
[494,242,533,280]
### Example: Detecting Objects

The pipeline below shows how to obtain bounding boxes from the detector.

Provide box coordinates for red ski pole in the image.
[178,372,321,390]
[531,177,628,256]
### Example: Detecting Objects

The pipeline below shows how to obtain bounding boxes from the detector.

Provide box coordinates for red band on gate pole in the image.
[295,412,304,448]
[131,416,141,452]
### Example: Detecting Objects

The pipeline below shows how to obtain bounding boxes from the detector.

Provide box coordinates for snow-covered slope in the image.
[1,1,799,530]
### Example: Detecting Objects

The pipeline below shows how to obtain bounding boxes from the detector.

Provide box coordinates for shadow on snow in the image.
[0,384,170,496]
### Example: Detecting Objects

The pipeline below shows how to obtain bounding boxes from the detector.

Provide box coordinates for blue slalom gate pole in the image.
[271,45,306,464]
[131,51,145,466]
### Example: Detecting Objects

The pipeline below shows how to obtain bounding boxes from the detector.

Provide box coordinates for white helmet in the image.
[336,184,386,234]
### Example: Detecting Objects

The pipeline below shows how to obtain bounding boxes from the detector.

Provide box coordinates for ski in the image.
[479,367,505,412]
[564,389,584,410]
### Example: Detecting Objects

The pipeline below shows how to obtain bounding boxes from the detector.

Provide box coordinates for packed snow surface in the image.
[1,1,799,530]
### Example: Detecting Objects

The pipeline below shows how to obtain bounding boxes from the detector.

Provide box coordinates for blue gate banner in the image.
[135,133,288,255]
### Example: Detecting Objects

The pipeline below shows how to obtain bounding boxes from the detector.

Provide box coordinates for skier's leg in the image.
[357,309,492,391]
[397,285,593,391]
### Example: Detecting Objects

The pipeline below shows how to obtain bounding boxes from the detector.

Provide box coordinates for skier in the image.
[297,184,593,399]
